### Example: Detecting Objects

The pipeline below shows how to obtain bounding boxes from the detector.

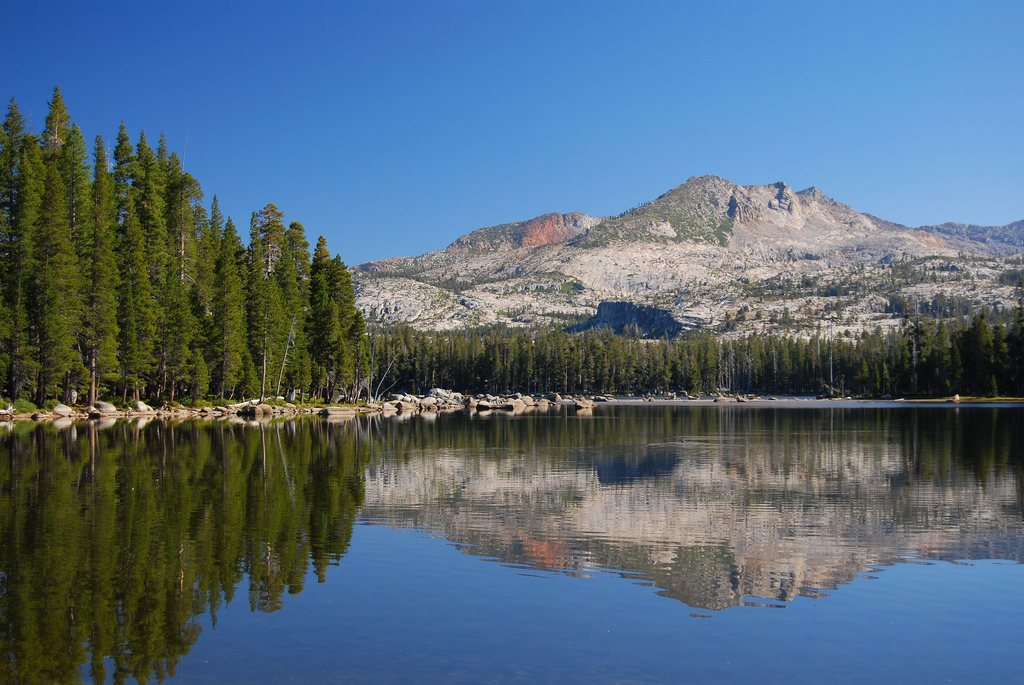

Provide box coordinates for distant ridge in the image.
[353,176,1023,335]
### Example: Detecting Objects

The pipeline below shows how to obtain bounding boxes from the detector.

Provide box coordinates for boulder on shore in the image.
[94,401,118,413]
[52,404,73,417]
[238,403,275,417]
[320,406,356,417]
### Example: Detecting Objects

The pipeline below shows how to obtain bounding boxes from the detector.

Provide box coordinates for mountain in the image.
[353,176,1024,336]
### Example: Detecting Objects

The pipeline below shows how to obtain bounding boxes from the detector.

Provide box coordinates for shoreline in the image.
[3,393,1023,425]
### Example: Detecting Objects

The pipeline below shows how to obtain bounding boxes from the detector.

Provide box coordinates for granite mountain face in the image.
[353,176,1024,336]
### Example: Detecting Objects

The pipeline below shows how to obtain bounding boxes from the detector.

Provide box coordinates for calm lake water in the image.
[1,403,1022,684]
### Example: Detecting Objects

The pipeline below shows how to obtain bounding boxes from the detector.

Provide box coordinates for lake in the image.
[1,403,1022,683]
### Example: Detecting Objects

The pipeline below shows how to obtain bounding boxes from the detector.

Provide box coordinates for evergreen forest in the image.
[0,88,369,408]
[369,306,1024,399]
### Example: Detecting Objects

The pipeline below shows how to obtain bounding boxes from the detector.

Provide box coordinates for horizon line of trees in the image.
[0,87,369,407]
[369,302,1024,398]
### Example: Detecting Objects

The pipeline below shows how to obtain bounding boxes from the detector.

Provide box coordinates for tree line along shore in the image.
[2,87,1022,416]
[366,315,1024,401]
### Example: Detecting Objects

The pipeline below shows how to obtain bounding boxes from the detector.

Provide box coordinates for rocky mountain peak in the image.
[796,186,831,202]
[352,175,1024,335]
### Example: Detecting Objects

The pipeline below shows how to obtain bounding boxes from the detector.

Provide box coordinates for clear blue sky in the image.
[3,0,1021,265]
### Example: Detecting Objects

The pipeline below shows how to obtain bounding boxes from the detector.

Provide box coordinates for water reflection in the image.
[360,405,1024,611]
[0,405,1022,682]
[0,419,366,684]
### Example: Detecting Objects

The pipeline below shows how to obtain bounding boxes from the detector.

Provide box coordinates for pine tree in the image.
[350,309,370,400]
[0,97,20,235]
[1011,282,1024,396]
[116,196,156,400]
[192,196,222,332]
[161,151,202,401]
[332,255,358,395]
[163,273,200,401]
[190,198,219,391]
[60,123,92,250]
[211,217,247,398]
[133,130,168,278]
[960,312,995,395]
[286,221,311,296]
[111,122,133,224]
[0,104,13,390]
[40,86,71,161]
[275,221,311,397]
[307,236,339,399]
[0,100,41,398]
[80,136,119,405]
[30,159,79,403]
[132,131,168,392]
[246,205,287,401]
[39,90,90,398]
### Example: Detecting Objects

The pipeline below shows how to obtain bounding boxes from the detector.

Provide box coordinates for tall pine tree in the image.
[60,123,92,251]
[0,99,41,398]
[30,158,79,402]
[161,150,203,400]
[275,221,311,397]
[211,216,247,398]
[116,195,156,401]
[307,235,339,399]
[111,122,133,224]
[246,205,287,401]
[80,136,119,405]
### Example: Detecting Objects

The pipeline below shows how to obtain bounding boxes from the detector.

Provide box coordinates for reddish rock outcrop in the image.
[516,212,590,247]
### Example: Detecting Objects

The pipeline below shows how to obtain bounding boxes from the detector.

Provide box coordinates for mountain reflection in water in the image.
[0,404,1021,683]
[360,405,1024,610]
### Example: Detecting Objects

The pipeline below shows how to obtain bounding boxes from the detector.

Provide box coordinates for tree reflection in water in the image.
[1,405,1022,683]
[0,418,366,684]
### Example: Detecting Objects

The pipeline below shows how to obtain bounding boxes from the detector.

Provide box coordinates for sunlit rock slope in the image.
[353,176,1024,336]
